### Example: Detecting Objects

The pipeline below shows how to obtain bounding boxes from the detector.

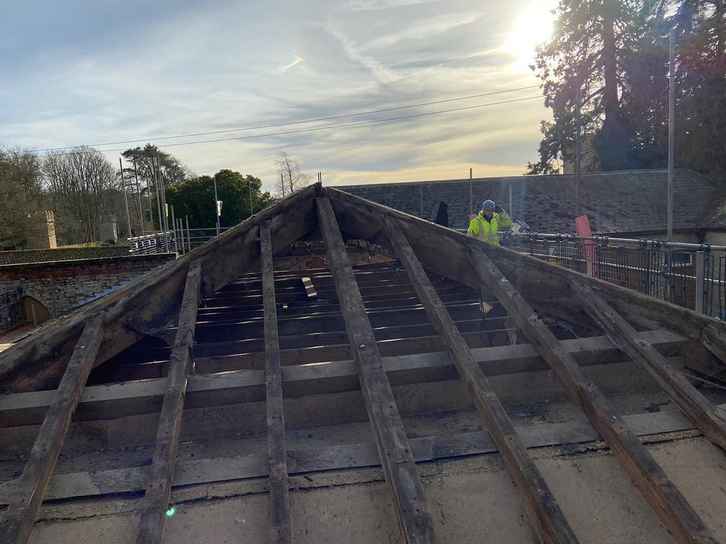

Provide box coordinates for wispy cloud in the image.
[347,0,436,11]
[279,56,305,73]
[0,0,553,191]
[324,23,401,85]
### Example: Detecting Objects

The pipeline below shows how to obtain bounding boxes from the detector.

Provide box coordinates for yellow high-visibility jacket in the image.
[467,211,512,245]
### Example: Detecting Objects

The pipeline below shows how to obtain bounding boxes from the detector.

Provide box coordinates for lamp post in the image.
[213,177,220,236]
[667,30,675,242]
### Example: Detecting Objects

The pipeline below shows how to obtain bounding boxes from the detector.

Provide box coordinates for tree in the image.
[121,144,189,229]
[44,147,119,243]
[121,144,188,186]
[166,169,271,229]
[668,0,726,177]
[0,149,44,249]
[528,0,649,173]
[277,152,310,197]
[529,0,726,178]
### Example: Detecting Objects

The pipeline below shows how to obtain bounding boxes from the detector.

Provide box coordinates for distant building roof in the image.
[334,169,725,235]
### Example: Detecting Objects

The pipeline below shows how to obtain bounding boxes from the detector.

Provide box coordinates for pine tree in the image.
[529,0,643,173]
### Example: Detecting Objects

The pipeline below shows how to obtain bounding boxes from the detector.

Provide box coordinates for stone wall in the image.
[0,254,174,321]
[335,169,720,234]
[0,246,133,266]
[0,285,22,332]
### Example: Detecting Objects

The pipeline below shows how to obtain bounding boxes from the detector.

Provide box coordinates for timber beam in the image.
[0,315,104,544]
[384,219,580,544]
[0,405,710,507]
[0,184,320,394]
[261,222,291,543]
[0,329,684,428]
[317,197,435,544]
[323,186,726,355]
[571,280,726,451]
[136,262,202,544]
[469,247,717,544]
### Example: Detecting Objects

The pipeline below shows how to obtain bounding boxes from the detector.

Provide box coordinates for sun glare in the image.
[505,1,557,71]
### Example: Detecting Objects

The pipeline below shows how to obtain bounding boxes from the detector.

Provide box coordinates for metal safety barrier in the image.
[505,233,726,319]
[128,227,232,256]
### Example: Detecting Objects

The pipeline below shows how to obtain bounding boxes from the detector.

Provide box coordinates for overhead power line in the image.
[38,94,542,156]
[29,84,540,153]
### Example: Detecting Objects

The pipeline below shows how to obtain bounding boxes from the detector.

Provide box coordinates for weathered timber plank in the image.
[470,247,717,544]
[0,316,104,544]
[572,281,726,451]
[198,291,481,323]
[0,184,319,394]
[193,302,486,342]
[385,220,579,544]
[0,330,685,428]
[261,222,291,544]
[136,262,202,544]
[324,187,726,358]
[0,405,706,505]
[193,316,509,357]
[316,197,434,544]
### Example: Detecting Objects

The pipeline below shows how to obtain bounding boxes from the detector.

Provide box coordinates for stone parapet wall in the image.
[0,246,133,266]
[0,254,174,320]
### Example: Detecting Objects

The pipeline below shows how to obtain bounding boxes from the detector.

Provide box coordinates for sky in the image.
[0,0,558,191]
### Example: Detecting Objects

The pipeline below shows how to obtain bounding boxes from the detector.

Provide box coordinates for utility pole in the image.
[119,158,132,238]
[249,179,254,216]
[132,159,145,236]
[213,176,220,236]
[575,84,582,217]
[508,183,513,217]
[667,30,675,242]
[469,167,473,217]
[171,205,177,253]
[185,215,191,253]
[157,155,169,234]
[152,155,163,234]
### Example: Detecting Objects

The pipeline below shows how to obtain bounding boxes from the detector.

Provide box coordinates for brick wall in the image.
[0,254,174,321]
[0,246,134,266]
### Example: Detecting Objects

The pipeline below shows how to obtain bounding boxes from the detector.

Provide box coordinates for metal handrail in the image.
[509,232,726,251]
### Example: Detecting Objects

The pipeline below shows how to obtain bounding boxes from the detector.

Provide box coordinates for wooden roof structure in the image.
[1,184,726,543]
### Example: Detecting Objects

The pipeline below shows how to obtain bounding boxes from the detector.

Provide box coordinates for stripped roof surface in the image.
[2,184,726,544]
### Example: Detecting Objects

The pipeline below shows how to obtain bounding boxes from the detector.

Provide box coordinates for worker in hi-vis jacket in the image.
[467,199,513,345]
[467,199,512,246]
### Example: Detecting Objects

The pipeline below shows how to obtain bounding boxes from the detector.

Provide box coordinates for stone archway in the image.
[20,296,50,326]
